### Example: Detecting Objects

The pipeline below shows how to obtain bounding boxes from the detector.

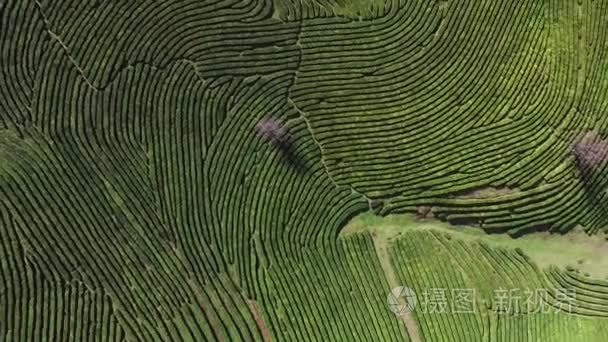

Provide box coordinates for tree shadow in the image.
[275,139,309,174]
[576,160,608,231]
[255,117,308,174]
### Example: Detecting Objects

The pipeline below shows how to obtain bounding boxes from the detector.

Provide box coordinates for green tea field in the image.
[2,0,608,340]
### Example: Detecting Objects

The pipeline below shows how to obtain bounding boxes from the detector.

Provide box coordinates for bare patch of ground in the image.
[373,235,421,342]
[247,299,272,342]
[451,186,520,199]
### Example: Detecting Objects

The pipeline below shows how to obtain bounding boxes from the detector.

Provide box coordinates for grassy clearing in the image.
[341,211,608,279]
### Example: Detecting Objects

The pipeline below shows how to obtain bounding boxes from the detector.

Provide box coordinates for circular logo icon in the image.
[387,286,417,315]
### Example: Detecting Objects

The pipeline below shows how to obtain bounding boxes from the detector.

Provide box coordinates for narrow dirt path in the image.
[372,233,422,342]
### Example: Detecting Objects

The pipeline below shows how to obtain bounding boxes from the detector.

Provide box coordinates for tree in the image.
[572,131,608,174]
[255,117,288,145]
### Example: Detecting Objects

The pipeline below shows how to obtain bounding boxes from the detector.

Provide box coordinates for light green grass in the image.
[341,211,608,279]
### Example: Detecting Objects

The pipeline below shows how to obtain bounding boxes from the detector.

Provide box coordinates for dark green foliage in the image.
[3,0,608,340]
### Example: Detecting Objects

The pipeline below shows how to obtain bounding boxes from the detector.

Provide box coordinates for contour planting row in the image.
[429,232,547,311]
[0,0,47,130]
[492,312,608,342]
[257,233,404,341]
[27,5,370,270]
[0,128,264,341]
[389,231,486,341]
[2,0,389,339]
[0,277,125,341]
[387,230,608,340]
[0,199,126,341]
[288,0,608,235]
[292,0,547,189]
[34,0,297,86]
[544,267,608,317]
[425,131,608,235]
[575,0,608,130]
[273,0,391,20]
[5,0,608,339]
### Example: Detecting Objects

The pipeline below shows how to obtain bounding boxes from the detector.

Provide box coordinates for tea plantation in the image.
[2,0,608,340]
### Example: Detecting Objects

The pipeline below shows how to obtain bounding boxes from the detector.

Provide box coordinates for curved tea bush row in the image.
[258,233,405,341]
[544,268,608,317]
[2,0,373,339]
[35,0,297,85]
[2,0,608,340]
[390,231,487,341]
[389,230,608,340]
[0,0,46,131]
[492,312,608,342]
[288,0,608,235]
[273,0,391,20]
[0,202,125,341]
[0,129,265,341]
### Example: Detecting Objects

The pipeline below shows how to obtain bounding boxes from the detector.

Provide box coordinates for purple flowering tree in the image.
[255,117,288,145]
[572,131,608,172]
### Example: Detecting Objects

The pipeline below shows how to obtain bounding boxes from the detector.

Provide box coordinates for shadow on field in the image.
[508,223,553,238]
[256,116,309,174]
[577,165,608,230]
[276,140,309,174]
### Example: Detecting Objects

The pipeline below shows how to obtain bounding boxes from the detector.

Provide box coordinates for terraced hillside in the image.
[2,0,608,340]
